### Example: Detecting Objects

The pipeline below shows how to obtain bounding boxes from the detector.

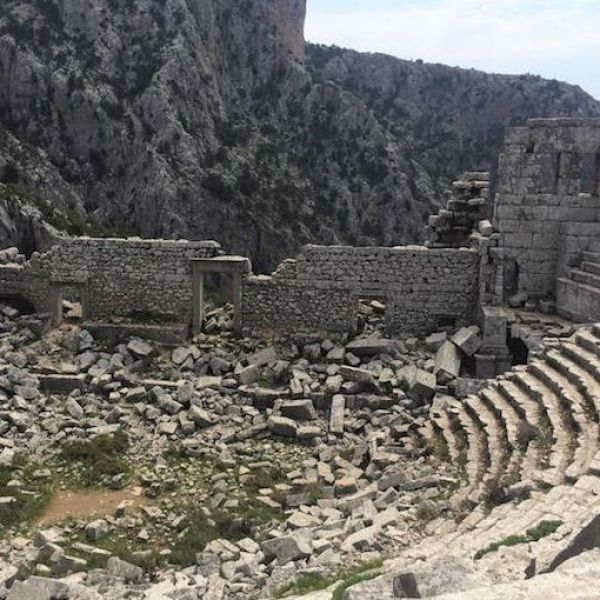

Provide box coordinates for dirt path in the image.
[36,486,149,526]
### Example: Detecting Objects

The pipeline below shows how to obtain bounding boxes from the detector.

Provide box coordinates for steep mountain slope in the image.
[0,0,598,269]
[308,45,600,181]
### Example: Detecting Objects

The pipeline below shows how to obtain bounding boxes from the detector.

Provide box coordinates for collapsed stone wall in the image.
[242,245,479,334]
[425,172,492,248]
[495,118,600,300]
[0,237,221,321]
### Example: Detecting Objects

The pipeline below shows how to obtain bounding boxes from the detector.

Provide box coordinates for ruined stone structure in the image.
[0,118,598,353]
[0,236,221,327]
[242,119,600,373]
[425,172,492,248]
[242,245,479,335]
[495,119,600,320]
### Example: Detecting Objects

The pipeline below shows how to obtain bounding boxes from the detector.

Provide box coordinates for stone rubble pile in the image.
[0,301,481,600]
[1,299,596,600]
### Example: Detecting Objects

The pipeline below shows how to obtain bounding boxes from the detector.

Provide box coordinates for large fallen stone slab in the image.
[425,331,447,352]
[341,506,400,552]
[329,395,345,434]
[235,364,260,385]
[345,338,395,356]
[189,406,213,428]
[7,577,102,599]
[241,386,287,409]
[339,366,380,392]
[106,556,144,583]
[452,325,483,356]
[398,365,435,402]
[267,416,297,437]
[39,374,86,394]
[247,346,276,367]
[434,341,462,383]
[280,399,316,421]
[126,339,154,358]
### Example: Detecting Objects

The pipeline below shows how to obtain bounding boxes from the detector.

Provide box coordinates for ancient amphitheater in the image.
[0,118,599,599]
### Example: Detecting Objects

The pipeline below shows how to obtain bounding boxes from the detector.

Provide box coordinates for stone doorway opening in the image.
[356,295,387,335]
[203,271,235,334]
[507,332,529,367]
[191,256,251,336]
[50,280,88,327]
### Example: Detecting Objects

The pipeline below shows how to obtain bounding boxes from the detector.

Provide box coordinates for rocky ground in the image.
[0,301,584,599]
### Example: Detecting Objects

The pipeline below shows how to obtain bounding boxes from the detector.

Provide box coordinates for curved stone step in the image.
[528,361,596,483]
[512,371,571,485]
[446,399,490,502]
[495,378,547,476]
[429,411,462,463]
[575,330,600,359]
[548,347,600,421]
[582,260,600,275]
[479,387,532,481]
[564,338,600,380]
[572,268,600,288]
[464,394,511,492]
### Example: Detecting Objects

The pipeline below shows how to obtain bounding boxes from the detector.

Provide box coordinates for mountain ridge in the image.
[0,0,598,270]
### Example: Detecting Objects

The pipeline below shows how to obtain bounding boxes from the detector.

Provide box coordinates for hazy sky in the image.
[305,0,600,100]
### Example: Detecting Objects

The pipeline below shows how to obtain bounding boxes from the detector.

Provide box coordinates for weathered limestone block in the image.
[434,341,462,383]
[345,338,395,356]
[329,395,345,434]
[261,532,312,565]
[280,399,316,421]
[267,416,297,437]
[452,326,483,356]
[398,366,436,402]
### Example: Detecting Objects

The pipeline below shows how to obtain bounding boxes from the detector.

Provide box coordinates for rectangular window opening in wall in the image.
[580,152,600,195]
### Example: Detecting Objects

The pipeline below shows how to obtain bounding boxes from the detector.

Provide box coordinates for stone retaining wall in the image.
[242,245,479,334]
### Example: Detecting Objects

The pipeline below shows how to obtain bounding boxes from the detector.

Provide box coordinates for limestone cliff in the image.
[0,0,598,269]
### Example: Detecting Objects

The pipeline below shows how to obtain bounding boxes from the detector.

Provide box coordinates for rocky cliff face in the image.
[0,0,598,269]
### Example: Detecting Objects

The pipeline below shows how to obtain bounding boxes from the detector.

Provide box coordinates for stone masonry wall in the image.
[0,237,221,321]
[242,245,479,334]
[495,118,600,299]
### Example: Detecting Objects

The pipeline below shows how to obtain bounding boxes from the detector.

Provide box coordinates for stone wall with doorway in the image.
[242,245,479,334]
[0,237,221,322]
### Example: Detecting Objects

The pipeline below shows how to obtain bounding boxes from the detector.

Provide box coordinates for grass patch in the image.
[474,520,563,560]
[169,508,253,566]
[60,528,165,573]
[0,459,53,534]
[57,431,131,489]
[275,558,385,599]
[332,568,383,600]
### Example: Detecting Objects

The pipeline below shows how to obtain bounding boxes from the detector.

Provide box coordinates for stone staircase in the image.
[557,252,600,322]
